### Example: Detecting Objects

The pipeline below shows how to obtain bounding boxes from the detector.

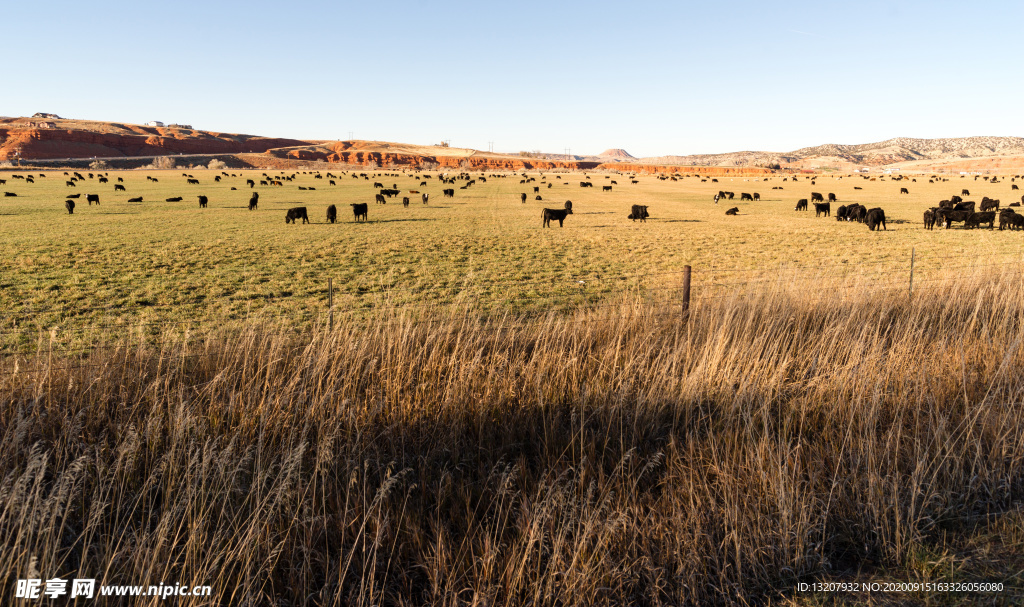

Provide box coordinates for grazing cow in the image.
[965,211,996,229]
[402,197,410,207]
[542,201,574,227]
[740,193,753,201]
[795,199,808,211]
[827,193,837,202]
[443,188,454,198]
[900,187,909,194]
[602,185,612,192]
[810,192,824,202]
[725,207,739,215]
[65,199,75,214]
[248,192,259,210]
[66,181,76,187]
[725,192,735,199]
[166,196,183,202]
[835,205,848,221]
[285,207,309,224]
[854,186,862,190]
[198,195,208,208]
[86,194,100,206]
[940,209,971,228]
[330,180,336,185]
[631,179,639,184]
[299,186,307,191]
[1013,184,1020,191]
[99,177,108,183]
[326,204,337,223]
[924,209,937,230]
[813,202,830,217]
[999,209,1017,230]
[628,204,649,222]
[375,193,386,204]
[351,202,368,222]
[962,189,970,196]
[187,179,199,185]
[980,197,1000,212]
[846,204,867,222]
[128,196,143,202]
[247,179,255,188]
[374,182,383,188]
[950,195,963,204]
[753,193,760,201]
[114,184,126,191]
[866,208,886,231]
[66,193,80,198]
[422,193,429,204]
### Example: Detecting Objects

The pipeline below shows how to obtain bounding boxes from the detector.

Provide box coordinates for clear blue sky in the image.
[5,0,1022,157]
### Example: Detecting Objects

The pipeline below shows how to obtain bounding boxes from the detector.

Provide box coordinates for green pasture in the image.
[1,166,1022,349]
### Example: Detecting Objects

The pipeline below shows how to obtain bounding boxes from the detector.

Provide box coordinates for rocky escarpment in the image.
[0,118,308,160]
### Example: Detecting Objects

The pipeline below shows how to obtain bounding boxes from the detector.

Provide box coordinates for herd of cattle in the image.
[6,167,1024,235]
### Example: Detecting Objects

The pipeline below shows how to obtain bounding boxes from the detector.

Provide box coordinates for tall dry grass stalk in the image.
[1,268,1023,605]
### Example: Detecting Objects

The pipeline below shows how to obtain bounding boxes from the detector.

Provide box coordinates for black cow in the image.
[628,204,649,222]
[326,204,337,223]
[3,192,15,197]
[351,203,368,222]
[402,197,410,207]
[810,192,824,202]
[443,188,454,198]
[940,209,971,228]
[375,193,386,204]
[198,195,208,208]
[866,208,886,231]
[980,197,1000,212]
[521,193,527,203]
[835,205,848,221]
[65,199,75,214]
[602,185,612,192]
[534,186,540,193]
[965,211,995,229]
[86,194,100,205]
[950,195,963,204]
[247,179,255,188]
[66,181,76,187]
[752,193,760,201]
[924,209,937,230]
[99,177,108,183]
[114,184,126,191]
[248,192,259,210]
[166,196,183,202]
[542,201,573,227]
[725,207,739,215]
[187,179,199,185]
[900,187,909,194]
[846,204,867,222]
[953,201,975,213]
[813,202,830,217]
[66,193,80,198]
[128,196,143,202]
[827,193,837,202]
[795,199,808,211]
[740,193,753,201]
[285,207,309,224]
[962,189,970,196]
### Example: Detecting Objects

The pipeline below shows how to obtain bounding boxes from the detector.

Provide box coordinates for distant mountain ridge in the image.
[636,136,1024,168]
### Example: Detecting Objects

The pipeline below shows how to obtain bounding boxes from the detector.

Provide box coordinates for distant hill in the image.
[597,148,635,161]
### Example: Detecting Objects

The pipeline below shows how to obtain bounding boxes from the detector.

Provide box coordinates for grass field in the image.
[2,166,1023,351]
[2,164,1024,604]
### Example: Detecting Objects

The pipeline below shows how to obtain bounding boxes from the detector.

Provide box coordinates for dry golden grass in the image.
[1,267,1022,605]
